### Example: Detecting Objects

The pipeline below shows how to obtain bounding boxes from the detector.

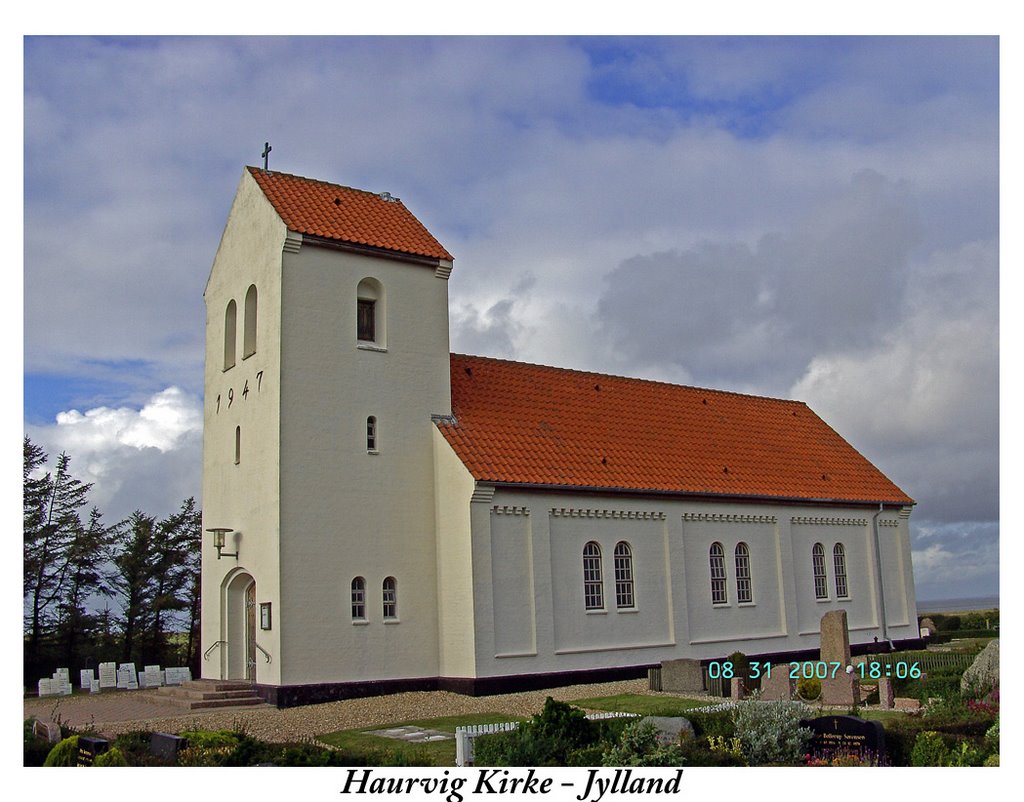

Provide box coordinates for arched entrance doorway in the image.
[223,570,257,681]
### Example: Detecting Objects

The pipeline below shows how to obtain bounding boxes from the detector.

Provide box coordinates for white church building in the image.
[201,167,919,706]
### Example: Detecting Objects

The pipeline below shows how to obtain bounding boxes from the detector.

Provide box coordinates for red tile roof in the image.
[248,167,453,262]
[438,354,913,505]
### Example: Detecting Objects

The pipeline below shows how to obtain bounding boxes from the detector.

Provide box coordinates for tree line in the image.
[23,436,201,684]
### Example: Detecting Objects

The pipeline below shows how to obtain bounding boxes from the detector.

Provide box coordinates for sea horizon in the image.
[916,595,999,613]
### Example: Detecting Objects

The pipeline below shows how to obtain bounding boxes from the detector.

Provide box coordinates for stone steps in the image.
[151,679,265,710]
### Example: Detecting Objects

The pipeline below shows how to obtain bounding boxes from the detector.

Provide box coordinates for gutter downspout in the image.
[870,503,894,650]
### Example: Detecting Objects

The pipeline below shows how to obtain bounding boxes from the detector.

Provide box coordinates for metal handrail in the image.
[254,642,272,663]
[203,640,227,660]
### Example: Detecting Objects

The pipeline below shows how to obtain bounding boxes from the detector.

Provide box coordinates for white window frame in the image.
[710,542,728,605]
[735,542,752,604]
[833,543,849,599]
[351,576,366,620]
[583,541,604,610]
[813,543,829,600]
[613,541,635,609]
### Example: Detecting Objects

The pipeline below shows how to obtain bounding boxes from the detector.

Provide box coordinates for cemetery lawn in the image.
[567,693,710,717]
[317,712,525,766]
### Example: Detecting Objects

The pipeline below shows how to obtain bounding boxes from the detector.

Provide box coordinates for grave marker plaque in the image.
[801,715,886,762]
[80,668,95,690]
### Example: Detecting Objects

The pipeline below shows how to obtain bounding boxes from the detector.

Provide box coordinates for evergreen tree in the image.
[145,498,202,666]
[109,511,157,665]
[54,507,114,668]
[23,440,92,677]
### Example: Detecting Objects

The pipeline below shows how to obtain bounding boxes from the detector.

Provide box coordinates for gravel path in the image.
[24,679,686,743]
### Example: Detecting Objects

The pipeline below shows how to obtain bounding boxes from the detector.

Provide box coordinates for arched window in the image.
[812,543,828,599]
[223,299,237,370]
[583,542,604,610]
[351,577,366,620]
[833,543,849,599]
[234,426,241,465]
[356,277,385,346]
[735,542,752,603]
[382,576,398,619]
[243,284,257,358]
[709,542,727,604]
[613,542,635,609]
[366,416,377,452]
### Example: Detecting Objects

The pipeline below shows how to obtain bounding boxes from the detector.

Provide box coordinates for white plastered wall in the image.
[432,429,478,679]
[469,487,916,677]
[275,242,451,685]
[201,169,286,685]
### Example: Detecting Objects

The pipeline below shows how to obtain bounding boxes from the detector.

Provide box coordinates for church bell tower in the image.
[201,166,453,699]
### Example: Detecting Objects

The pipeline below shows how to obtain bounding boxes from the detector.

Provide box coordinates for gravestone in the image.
[99,661,117,688]
[143,665,163,687]
[117,663,139,690]
[150,732,188,762]
[90,678,101,693]
[877,677,894,709]
[37,678,54,697]
[759,665,796,701]
[80,668,95,690]
[659,658,705,693]
[801,715,886,762]
[819,611,859,705]
[32,719,61,744]
[164,666,192,685]
[639,716,695,744]
[77,736,110,766]
[730,676,746,700]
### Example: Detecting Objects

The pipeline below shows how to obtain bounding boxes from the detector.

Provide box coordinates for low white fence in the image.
[455,711,637,766]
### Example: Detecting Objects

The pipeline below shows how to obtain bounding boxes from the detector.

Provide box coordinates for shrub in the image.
[910,731,949,767]
[93,747,129,766]
[796,675,821,700]
[945,741,982,767]
[728,652,752,690]
[685,709,735,739]
[473,698,603,767]
[42,735,79,767]
[678,735,745,766]
[600,720,684,767]
[983,754,999,767]
[732,700,812,766]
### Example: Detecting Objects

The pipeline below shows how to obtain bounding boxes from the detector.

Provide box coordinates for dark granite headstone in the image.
[77,736,110,766]
[800,715,886,761]
[150,732,189,761]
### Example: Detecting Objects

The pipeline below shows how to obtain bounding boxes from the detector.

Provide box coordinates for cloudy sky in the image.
[22,35,1000,602]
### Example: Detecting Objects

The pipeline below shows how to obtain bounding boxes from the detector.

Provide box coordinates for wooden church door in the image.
[245,582,257,681]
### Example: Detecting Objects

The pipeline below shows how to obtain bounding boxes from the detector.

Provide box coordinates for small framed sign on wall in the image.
[260,602,272,630]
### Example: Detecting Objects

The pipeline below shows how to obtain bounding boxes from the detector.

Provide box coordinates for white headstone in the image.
[99,662,117,688]
[90,678,101,693]
[116,665,133,689]
[38,678,54,697]
[80,669,95,690]
[138,673,148,688]
[165,667,192,685]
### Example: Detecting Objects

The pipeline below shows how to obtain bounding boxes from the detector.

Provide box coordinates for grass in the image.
[317,711,525,766]
[567,692,710,717]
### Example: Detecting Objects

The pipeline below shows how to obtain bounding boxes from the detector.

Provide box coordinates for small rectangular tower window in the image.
[366,416,377,451]
[358,299,376,342]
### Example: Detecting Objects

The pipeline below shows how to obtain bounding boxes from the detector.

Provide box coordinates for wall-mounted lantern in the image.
[206,527,238,560]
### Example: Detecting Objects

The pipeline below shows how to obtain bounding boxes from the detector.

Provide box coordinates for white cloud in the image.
[27,387,203,522]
